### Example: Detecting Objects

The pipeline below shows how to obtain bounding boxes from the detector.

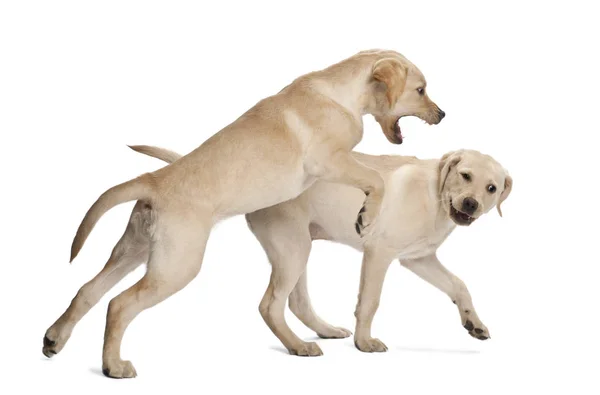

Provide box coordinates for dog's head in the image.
[371,54,445,144]
[438,149,513,226]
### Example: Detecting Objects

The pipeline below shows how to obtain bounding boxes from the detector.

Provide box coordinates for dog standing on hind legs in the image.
[42,49,445,378]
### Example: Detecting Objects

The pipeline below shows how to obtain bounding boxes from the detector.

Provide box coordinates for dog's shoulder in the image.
[378,160,450,259]
[386,160,436,193]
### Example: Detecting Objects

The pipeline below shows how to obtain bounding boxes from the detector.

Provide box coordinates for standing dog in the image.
[246,149,512,353]
[43,49,444,377]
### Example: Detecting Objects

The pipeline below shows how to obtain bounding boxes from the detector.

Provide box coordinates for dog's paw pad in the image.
[355,206,370,236]
[463,320,474,331]
[44,336,56,347]
[42,333,61,358]
[354,192,383,237]
[463,320,490,340]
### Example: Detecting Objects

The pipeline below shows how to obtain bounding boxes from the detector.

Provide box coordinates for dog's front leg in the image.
[401,254,490,340]
[307,151,384,237]
[353,245,395,352]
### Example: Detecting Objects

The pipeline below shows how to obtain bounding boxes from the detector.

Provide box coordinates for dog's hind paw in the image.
[317,326,352,339]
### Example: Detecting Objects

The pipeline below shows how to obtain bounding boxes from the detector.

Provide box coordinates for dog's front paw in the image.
[354,337,388,353]
[463,318,490,341]
[42,325,72,358]
[288,342,323,357]
[102,359,138,379]
[355,195,382,237]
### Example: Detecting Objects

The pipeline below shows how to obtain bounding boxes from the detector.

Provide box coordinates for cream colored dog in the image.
[246,149,512,354]
[43,49,445,377]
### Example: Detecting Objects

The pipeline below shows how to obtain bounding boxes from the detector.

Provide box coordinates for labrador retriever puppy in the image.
[245,148,512,353]
[43,49,444,377]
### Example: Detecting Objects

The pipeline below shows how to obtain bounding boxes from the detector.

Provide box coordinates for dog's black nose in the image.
[438,109,446,120]
[461,197,478,215]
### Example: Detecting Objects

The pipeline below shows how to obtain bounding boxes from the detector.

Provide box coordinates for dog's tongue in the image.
[393,120,403,143]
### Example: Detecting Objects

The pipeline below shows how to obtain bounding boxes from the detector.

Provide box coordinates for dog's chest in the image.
[377,168,455,259]
[390,225,454,260]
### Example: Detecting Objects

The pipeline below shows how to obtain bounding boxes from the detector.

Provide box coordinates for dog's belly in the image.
[228,158,311,216]
[255,173,316,213]
[223,168,315,218]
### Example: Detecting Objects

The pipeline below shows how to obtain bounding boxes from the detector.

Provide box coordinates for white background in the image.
[1,1,599,393]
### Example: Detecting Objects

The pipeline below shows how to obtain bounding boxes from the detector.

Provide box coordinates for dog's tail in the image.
[127,145,182,164]
[70,173,156,263]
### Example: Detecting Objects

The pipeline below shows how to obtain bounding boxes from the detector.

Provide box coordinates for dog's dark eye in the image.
[417,87,424,95]
[461,173,471,181]
[487,184,497,193]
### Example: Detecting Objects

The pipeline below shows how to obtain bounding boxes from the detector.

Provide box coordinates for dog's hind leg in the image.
[101,212,210,378]
[259,245,321,356]
[254,227,324,356]
[247,207,326,356]
[43,201,152,358]
[289,270,352,339]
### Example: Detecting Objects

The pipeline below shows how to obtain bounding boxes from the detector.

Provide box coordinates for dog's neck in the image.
[309,65,378,122]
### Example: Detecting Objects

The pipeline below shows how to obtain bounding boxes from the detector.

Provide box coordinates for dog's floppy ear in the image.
[496,173,513,217]
[372,58,407,108]
[438,151,462,194]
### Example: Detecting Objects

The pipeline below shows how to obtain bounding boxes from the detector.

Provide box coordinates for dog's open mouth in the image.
[393,116,403,144]
[375,115,410,145]
[449,201,476,226]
